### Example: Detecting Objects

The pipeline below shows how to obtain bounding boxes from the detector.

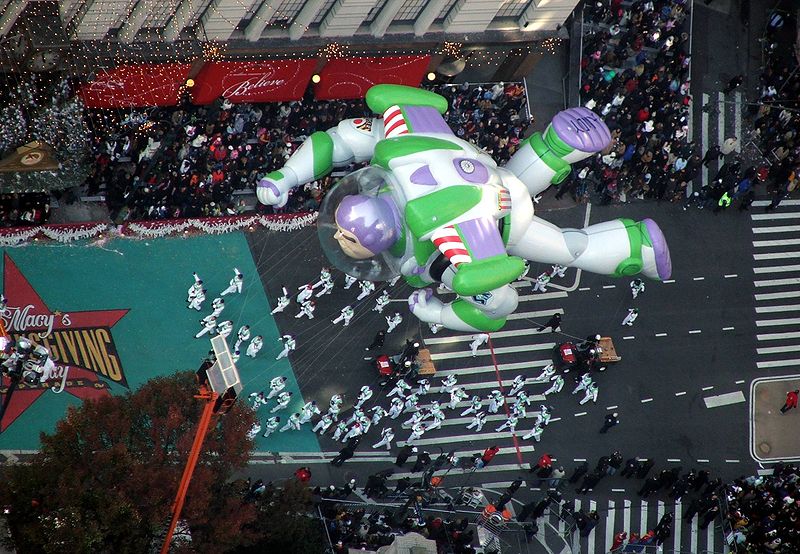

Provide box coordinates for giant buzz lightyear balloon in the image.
[257,85,671,332]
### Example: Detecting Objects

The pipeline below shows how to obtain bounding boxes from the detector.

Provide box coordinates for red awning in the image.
[80,63,193,108]
[314,55,431,101]
[191,59,318,105]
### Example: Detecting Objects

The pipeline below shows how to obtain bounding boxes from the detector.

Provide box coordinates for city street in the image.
[243,192,787,552]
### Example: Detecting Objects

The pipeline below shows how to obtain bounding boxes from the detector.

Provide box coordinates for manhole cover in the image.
[759,442,771,455]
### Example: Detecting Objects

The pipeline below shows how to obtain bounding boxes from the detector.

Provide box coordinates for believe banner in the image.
[191,59,318,105]
[314,56,431,100]
[80,63,193,108]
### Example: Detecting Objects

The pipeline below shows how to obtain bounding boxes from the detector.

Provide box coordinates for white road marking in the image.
[707,515,716,551]
[397,431,515,447]
[606,405,618,410]
[641,398,653,403]
[611,489,626,493]
[426,326,553,345]
[756,303,800,313]
[753,238,800,247]
[752,212,800,220]
[756,291,800,300]
[430,342,555,360]
[717,91,725,156]
[663,279,675,284]
[704,391,746,408]
[623,336,635,340]
[506,309,565,321]
[693,276,705,281]
[752,225,800,234]
[673,499,682,552]
[573,458,587,462]
[697,459,710,463]
[757,331,800,341]
[752,199,800,206]
[757,359,800,369]
[734,91,742,150]
[640,499,648,535]
[723,326,735,330]
[516,291,569,302]
[735,380,745,384]
[757,344,800,355]
[655,333,668,337]
[725,459,741,463]
[675,391,687,396]
[602,285,616,289]
[701,93,709,186]
[574,411,587,417]
[481,480,527,489]
[754,264,800,274]
[755,277,800,287]
[724,273,739,278]
[437,359,549,377]
[623,500,631,541]
[689,329,702,334]
[667,458,682,462]
[588,500,597,554]
[756,317,800,327]
[754,251,800,260]
[690,506,699,552]
[578,287,591,291]
[702,386,714,391]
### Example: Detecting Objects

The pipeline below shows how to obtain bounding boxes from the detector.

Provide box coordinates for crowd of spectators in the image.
[722,463,800,552]
[747,10,800,210]
[0,193,51,227]
[571,0,695,204]
[82,82,530,223]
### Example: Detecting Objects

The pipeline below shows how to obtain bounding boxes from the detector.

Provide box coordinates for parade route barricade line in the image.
[430,342,555,360]
[703,391,745,408]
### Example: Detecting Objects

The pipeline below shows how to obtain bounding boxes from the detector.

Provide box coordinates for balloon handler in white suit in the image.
[257,85,672,332]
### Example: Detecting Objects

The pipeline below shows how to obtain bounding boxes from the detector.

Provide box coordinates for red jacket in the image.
[786,391,798,408]
[482,446,500,463]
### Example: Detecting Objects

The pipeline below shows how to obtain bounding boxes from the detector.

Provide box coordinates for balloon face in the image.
[333,217,377,260]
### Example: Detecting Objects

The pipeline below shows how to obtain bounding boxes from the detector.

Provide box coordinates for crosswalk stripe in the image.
[387,461,527,481]
[657,501,665,539]
[673,499,682,552]
[751,212,800,220]
[753,238,800,247]
[429,342,555,360]
[756,291,800,301]
[753,264,800,274]
[707,518,715,551]
[426,326,552,345]
[717,92,725,157]
[588,500,597,554]
[757,331,800,341]
[757,344,800,354]
[757,358,800,369]
[623,500,631,541]
[734,91,742,151]
[398,430,515,447]
[690,509,698,552]
[506,308,564,321]
[756,317,800,327]
[753,251,800,260]
[640,499,648,535]
[752,225,800,234]
[755,277,800,287]
[752,199,800,206]
[605,500,615,553]
[437,359,550,377]
[755,304,800,313]
[701,93,709,187]
[516,291,569,301]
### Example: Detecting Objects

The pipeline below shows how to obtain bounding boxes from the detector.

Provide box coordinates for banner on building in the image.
[80,63,193,108]
[314,56,431,100]
[191,59,318,105]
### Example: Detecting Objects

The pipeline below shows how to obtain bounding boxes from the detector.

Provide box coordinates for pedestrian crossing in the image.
[541,497,726,554]
[751,202,800,370]
[698,90,753,189]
